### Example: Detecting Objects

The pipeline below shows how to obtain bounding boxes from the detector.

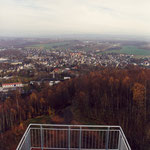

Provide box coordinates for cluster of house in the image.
[30,76,71,87]
[0,82,24,92]
[0,75,71,94]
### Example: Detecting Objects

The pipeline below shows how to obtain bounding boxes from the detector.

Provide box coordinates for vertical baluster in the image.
[53,130,54,148]
[112,131,114,149]
[109,131,112,149]
[95,131,97,149]
[68,126,70,150]
[40,126,43,150]
[45,129,47,148]
[98,131,100,149]
[35,129,37,147]
[47,129,49,148]
[91,131,93,149]
[84,131,86,149]
[101,131,105,149]
[89,131,90,148]
[30,129,33,147]
[118,131,121,150]
[50,130,52,148]
[105,127,110,150]
[63,130,65,148]
[79,127,82,150]
[59,130,60,148]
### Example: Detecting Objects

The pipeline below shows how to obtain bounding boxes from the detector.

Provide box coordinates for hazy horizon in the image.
[1,0,150,37]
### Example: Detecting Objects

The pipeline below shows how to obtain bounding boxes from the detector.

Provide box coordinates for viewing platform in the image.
[16,124,131,150]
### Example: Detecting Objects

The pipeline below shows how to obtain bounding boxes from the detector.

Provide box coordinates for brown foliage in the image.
[1,67,150,149]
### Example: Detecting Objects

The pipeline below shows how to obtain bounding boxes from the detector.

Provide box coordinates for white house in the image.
[2,82,23,89]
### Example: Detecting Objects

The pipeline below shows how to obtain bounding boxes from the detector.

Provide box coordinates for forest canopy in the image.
[0,66,150,150]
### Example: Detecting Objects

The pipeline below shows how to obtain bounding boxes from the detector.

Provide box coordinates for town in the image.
[0,38,150,100]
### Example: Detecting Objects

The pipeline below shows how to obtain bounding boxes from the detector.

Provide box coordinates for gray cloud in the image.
[0,0,150,36]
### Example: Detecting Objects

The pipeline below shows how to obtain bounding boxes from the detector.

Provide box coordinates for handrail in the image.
[16,124,31,150]
[119,127,131,150]
[26,123,121,128]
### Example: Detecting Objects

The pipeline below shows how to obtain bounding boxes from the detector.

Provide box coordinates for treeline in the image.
[0,66,150,149]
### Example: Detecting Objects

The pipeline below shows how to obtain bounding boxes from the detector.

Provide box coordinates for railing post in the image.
[105,127,110,150]
[25,129,31,150]
[118,132,120,150]
[40,125,44,150]
[28,129,31,149]
[68,126,71,150]
[118,132,122,150]
[79,126,82,150]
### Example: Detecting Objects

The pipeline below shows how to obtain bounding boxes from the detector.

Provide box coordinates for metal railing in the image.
[16,124,131,150]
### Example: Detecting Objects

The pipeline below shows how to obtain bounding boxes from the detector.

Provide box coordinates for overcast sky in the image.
[0,0,150,37]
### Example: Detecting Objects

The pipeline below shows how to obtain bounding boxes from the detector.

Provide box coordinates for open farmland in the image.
[105,46,150,56]
[25,41,70,49]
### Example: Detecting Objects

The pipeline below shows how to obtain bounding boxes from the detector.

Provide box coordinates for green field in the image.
[105,46,150,56]
[26,42,70,49]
